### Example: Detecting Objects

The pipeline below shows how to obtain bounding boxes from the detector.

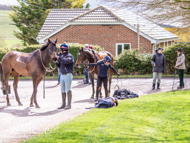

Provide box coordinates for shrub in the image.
[114,50,152,74]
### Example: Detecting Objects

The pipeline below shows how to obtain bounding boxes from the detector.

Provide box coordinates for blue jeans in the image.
[84,68,89,83]
[58,68,61,82]
[60,73,73,93]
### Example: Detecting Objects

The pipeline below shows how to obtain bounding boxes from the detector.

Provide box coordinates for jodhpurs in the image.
[60,73,73,93]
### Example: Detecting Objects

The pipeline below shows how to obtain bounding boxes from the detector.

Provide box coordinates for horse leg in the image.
[12,71,22,106]
[89,73,95,99]
[33,77,43,108]
[108,69,112,97]
[5,72,10,106]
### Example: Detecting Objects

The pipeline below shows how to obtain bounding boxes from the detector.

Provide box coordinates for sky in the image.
[0,0,20,6]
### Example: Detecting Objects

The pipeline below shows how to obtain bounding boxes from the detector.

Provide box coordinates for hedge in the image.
[0,44,103,76]
[114,43,190,74]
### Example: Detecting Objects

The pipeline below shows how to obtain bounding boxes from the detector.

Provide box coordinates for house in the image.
[37,6,178,56]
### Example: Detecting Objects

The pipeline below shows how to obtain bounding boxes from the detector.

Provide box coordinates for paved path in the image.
[0,78,189,143]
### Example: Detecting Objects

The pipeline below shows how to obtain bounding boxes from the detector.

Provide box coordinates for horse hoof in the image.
[30,104,34,107]
[91,96,94,99]
[18,103,23,106]
[7,103,11,106]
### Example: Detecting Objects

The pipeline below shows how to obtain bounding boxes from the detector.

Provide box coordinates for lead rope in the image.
[43,72,46,99]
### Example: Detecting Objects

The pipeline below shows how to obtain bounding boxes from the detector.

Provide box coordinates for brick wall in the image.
[49,25,152,56]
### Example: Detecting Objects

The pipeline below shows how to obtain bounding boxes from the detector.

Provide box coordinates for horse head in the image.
[40,38,58,59]
[75,47,87,68]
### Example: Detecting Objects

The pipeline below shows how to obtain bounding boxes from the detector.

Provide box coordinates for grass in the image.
[8,74,190,80]
[23,90,190,143]
[0,10,21,48]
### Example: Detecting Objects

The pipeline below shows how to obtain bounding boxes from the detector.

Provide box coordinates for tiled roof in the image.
[37,6,178,42]
[37,9,89,39]
[106,7,178,40]
[69,6,124,23]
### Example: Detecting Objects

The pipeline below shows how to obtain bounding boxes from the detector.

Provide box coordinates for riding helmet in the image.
[104,56,111,63]
[60,43,69,51]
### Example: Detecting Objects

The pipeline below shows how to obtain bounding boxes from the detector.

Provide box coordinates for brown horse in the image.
[0,39,57,108]
[75,47,114,98]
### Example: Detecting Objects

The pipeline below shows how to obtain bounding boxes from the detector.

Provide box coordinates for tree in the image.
[10,0,85,45]
[103,0,190,27]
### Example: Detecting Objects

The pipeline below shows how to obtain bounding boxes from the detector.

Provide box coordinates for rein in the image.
[39,49,56,73]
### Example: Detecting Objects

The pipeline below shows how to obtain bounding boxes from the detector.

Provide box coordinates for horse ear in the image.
[48,38,51,43]
[55,38,58,44]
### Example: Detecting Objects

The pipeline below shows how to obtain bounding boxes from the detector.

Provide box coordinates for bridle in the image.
[39,49,56,73]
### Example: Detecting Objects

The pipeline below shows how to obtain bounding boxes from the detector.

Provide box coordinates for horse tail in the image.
[0,62,4,88]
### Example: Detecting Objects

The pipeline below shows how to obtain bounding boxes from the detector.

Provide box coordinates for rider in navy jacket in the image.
[55,43,74,110]
[89,56,120,101]
[56,51,74,74]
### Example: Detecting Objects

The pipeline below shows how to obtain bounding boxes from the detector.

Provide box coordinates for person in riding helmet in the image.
[55,42,74,109]
[89,56,120,101]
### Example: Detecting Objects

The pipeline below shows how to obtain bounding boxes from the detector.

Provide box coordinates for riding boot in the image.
[65,91,72,109]
[157,83,160,90]
[105,90,109,98]
[152,83,155,90]
[95,90,99,101]
[58,93,66,109]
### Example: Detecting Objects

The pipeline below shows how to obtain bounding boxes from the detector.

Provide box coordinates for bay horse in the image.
[75,47,114,99]
[0,39,57,108]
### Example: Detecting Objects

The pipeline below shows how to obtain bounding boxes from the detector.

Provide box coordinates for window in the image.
[116,43,131,56]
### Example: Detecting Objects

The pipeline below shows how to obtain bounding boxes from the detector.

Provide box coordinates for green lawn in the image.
[0,10,21,48]
[23,90,190,143]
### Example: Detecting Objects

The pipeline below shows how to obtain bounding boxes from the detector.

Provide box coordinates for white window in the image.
[116,43,131,57]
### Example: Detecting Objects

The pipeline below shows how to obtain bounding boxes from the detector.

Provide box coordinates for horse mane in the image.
[40,42,49,51]
[83,49,96,63]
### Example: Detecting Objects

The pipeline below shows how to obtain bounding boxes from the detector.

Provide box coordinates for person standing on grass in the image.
[151,47,166,90]
[175,48,186,89]
[55,43,74,109]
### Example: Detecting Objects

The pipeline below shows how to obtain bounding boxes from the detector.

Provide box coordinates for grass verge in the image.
[9,74,190,80]
[23,90,190,143]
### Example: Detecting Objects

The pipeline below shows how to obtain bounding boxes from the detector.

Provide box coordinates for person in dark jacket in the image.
[55,43,74,109]
[175,48,186,89]
[89,56,120,101]
[151,47,166,90]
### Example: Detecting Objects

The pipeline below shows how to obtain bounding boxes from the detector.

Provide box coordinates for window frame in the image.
[115,43,131,57]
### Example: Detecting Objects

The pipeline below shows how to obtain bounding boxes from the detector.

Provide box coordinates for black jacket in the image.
[151,50,166,73]
[89,60,118,77]
[56,51,74,74]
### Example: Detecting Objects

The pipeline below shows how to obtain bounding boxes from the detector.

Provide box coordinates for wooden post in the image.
[137,24,140,50]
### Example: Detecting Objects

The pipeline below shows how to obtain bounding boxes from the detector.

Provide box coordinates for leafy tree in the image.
[10,0,85,45]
